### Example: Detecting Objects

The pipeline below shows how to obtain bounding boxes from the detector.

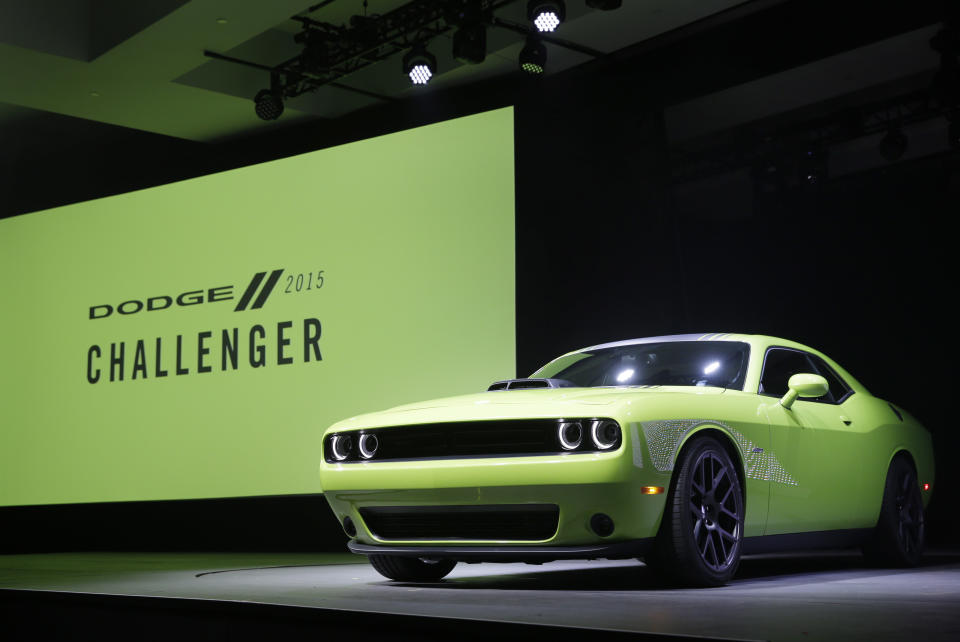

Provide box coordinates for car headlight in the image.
[591,420,621,450]
[330,434,353,461]
[359,433,379,459]
[558,421,583,450]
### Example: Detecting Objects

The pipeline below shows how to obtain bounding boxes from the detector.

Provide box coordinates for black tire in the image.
[649,436,744,587]
[368,555,457,582]
[863,455,924,567]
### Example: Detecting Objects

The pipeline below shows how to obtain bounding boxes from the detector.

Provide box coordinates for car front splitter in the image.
[347,539,654,562]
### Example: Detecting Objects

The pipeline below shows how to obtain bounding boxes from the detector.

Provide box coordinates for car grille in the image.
[325,419,566,462]
[359,504,560,541]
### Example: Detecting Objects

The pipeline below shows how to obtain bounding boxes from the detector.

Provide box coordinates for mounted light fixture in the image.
[519,35,547,74]
[798,148,828,186]
[253,72,284,121]
[527,1,565,33]
[453,21,487,64]
[403,43,437,85]
[878,126,908,161]
[448,0,487,65]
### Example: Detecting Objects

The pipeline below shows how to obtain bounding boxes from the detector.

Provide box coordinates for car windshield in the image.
[531,341,750,390]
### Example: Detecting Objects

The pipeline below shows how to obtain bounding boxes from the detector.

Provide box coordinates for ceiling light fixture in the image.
[403,43,437,85]
[878,126,908,161]
[453,22,487,64]
[519,35,547,74]
[448,0,486,64]
[798,148,828,186]
[253,72,284,121]
[528,1,565,33]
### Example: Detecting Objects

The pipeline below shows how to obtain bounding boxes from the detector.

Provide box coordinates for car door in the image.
[760,347,864,535]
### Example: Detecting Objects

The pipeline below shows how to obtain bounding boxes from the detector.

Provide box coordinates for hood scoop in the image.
[487,378,576,391]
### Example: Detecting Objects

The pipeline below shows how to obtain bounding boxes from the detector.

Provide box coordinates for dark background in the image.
[1,0,955,551]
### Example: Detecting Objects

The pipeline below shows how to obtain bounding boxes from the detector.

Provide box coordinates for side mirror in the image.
[780,373,829,409]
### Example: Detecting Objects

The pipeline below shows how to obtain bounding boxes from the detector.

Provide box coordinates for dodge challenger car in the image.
[318,333,933,586]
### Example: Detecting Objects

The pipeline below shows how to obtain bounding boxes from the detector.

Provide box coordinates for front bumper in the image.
[321,447,671,547]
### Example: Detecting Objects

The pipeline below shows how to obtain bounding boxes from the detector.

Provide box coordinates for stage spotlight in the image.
[453,22,486,64]
[403,44,437,85]
[254,72,284,121]
[528,1,565,33]
[878,126,908,161]
[253,89,283,121]
[798,149,828,186]
[586,0,622,9]
[519,35,547,74]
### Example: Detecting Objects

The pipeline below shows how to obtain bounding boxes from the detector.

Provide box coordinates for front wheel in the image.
[649,436,744,586]
[368,555,457,582]
[863,456,924,566]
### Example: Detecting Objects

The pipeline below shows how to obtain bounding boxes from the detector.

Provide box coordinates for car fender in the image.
[673,423,747,486]
[644,418,771,537]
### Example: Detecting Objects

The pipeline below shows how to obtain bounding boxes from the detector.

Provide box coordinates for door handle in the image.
[840,415,852,426]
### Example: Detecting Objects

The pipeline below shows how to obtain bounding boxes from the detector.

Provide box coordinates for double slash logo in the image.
[234,269,284,311]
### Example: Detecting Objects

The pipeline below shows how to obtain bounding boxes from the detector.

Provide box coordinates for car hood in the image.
[327,386,728,432]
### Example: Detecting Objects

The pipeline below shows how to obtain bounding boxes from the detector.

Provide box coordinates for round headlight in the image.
[330,434,353,461]
[558,421,582,450]
[359,433,379,459]
[591,420,620,450]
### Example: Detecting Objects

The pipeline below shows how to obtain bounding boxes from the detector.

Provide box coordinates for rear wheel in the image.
[864,456,924,566]
[649,436,744,586]
[368,555,457,582]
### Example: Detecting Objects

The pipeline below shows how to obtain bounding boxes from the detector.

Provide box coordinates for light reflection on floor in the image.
[1,550,959,642]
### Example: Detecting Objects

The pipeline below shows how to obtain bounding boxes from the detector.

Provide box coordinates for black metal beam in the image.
[202,50,396,103]
[203,50,274,73]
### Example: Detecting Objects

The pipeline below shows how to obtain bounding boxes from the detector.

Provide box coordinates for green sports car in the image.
[318,333,934,586]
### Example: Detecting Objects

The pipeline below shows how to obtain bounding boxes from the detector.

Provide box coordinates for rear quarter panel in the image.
[842,394,934,520]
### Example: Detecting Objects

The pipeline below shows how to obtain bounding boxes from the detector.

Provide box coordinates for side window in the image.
[759,348,852,404]
[807,354,852,403]
[758,349,812,397]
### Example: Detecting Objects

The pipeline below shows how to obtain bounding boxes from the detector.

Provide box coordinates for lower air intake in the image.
[359,504,559,541]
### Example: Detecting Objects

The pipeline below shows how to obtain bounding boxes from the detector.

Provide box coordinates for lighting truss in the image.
[671,88,956,184]
[206,1,513,102]
[204,0,603,106]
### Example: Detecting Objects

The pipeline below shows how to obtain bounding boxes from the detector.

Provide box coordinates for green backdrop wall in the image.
[0,107,516,506]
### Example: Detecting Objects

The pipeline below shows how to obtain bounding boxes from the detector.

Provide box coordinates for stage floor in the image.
[2,550,959,641]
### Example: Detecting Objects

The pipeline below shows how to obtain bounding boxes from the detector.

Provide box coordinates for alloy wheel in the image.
[895,470,923,556]
[689,451,742,572]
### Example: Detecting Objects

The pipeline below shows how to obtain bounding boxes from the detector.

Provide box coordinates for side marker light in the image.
[641,486,664,495]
